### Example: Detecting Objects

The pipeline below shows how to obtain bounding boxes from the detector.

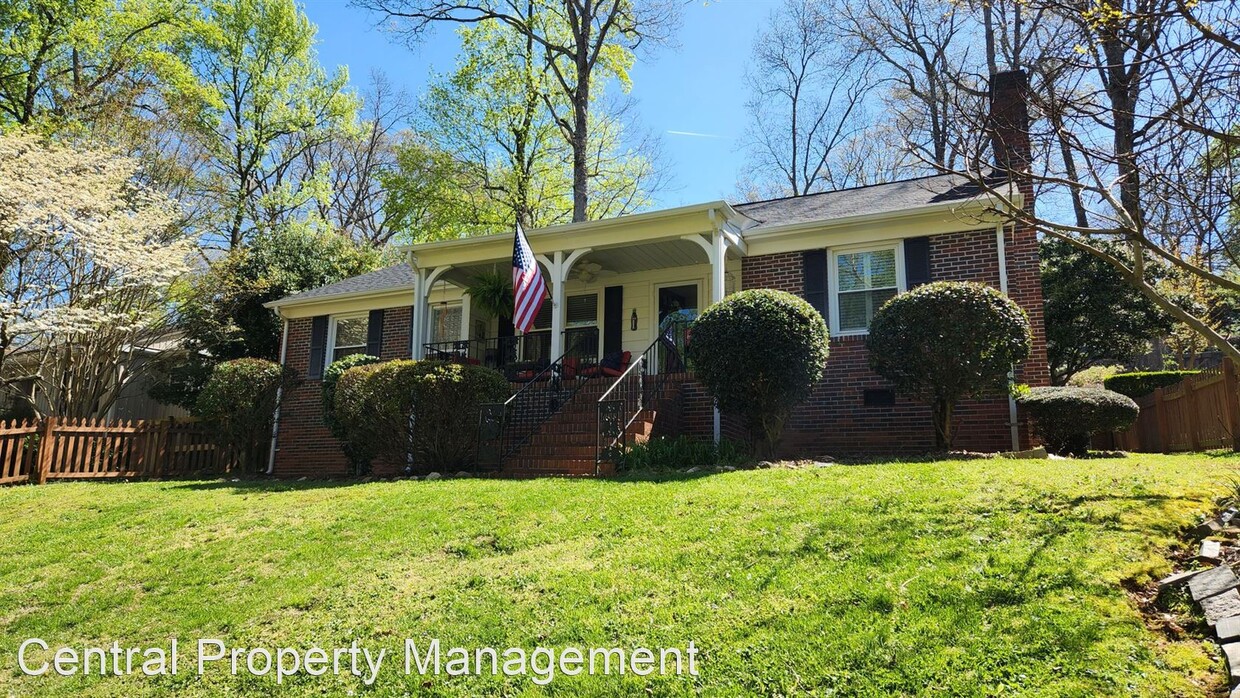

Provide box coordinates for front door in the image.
[657,284,697,373]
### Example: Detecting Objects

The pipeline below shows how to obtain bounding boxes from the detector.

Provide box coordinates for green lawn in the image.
[0,454,1234,697]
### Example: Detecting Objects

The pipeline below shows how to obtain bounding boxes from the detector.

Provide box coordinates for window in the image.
[566,293,598,327]
[329,314,368,363]
[429,303,462,345]
[830,243,904,335]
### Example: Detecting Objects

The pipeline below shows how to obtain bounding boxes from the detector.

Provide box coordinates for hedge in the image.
[1018,386,1139,456]
[321,353,382,475]
[195,358,298,472]
[334,360,510,473]
[1103,370,1201,398]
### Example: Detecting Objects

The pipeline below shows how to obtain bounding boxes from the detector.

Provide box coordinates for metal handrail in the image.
[596,335,678,470]
[475,330,600,469]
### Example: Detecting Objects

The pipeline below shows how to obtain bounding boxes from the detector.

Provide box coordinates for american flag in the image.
[511,222,547,333]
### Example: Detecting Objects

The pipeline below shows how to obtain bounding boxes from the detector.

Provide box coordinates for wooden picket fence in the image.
[0,417,261,486]
[1105,360,1240,453]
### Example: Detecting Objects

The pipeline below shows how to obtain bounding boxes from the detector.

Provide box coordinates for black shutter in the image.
[366,309,385,357]
[802,250,829,319]
[308,315,328,379]
[905,237,932,288]
[603,286,623,356]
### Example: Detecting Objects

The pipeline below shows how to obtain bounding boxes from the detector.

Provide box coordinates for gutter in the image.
[266,318,290,475]
[996,221,1020,452]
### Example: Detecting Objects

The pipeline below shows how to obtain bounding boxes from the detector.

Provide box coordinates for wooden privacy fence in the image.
[0,417,263,486]
[1106,361,1240,453]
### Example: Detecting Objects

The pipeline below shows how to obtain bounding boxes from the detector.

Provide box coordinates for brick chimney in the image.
[988,70,1031,174]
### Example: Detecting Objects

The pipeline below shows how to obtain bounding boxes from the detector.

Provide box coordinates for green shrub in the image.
[195,358,298,472]
[1103,370,1201,398]
[321,354,382,475]
[685,289,828,457]
[1017,386,1139,456]
[334,360,510,473]
[1066,364,1126,387]
[621,437,749,471]
[867,281,1031,449]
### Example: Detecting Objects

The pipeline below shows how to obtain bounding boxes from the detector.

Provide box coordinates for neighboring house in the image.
[265,71,1050,478]
[0,333,191,422]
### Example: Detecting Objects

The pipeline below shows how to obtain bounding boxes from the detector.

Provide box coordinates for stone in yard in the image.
[1224,508,1239,525]
[1196,519,1225,538]
[685,466,700,473]
[454,471,470,478]
[1000,447,1049,459]
[1200,589,1240,625]
[722,466,738,472]
[1218,615,1240,642]
[1158,568,1208,588]
[756,461,775,469]
[1189,565,1238,601]
[1224,643,1240,685]
[425,472,442,481]
[1201,540,1224,563]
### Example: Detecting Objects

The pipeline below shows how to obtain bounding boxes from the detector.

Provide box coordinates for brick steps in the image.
[503,375,677,476]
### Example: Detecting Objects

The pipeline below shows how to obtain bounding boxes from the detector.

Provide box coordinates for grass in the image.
[0,454,1235,697]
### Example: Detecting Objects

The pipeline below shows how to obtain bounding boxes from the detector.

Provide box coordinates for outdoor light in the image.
[630,308,638,331]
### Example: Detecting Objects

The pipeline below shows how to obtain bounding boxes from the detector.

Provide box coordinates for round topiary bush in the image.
[195,358,298,472]
[685,289,829,456]
[1017,386,1139,456]
[866,281,1031,449]
[321,353,382,475]
[334,359,510,473]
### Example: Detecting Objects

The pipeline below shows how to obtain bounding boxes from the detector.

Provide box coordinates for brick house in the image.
[264,70,1049,478]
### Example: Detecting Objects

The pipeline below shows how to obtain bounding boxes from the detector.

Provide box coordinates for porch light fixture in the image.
[631,309,638,331]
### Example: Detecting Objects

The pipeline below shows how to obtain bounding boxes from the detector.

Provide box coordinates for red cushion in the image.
[619,351,632,366]
[602,366,624,377]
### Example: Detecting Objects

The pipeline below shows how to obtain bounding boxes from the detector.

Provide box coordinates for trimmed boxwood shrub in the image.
[195,358,298,472]
[1017,386,1139,456]
[321,353,381,475]
[334,360,510,473]
[867,281,1031,449]
[1103,370,1201,399]
[685,289,829,457]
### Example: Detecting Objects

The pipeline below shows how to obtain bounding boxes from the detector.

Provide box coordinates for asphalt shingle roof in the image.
[272,262,415,306]
[733,173,990,229]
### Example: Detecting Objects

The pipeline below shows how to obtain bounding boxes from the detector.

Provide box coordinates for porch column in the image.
[549,251,567,359]
[412,265,452,360]
[711,230,726,304]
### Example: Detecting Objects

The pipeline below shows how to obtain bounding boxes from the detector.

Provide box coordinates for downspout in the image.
[707,208,722,447]
[996,222,1020,452]
[267,318,290,475]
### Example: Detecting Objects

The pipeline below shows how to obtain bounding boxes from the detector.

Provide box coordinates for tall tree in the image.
[741,0,875,196]
[416,18,661,232]
[0,0,203,132]
[0,131,191,419]
[354,0,679,223]
[938,0,1240,366]
[184,0,357,250]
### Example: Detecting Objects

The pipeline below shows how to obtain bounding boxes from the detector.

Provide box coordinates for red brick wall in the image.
[683,224,1051,457]
[272,306,413,478]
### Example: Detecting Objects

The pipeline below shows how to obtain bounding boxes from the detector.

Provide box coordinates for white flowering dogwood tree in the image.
[0,131,192,419]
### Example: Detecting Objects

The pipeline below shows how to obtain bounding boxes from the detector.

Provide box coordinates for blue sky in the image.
[302,0,780,207]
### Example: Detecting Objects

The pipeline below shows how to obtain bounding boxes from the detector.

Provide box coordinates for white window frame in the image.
[828,240,906,337]
[327,312,369,364]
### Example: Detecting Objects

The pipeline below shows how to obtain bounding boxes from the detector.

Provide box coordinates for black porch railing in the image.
[476,329,600,469]
[595,334,681,471]
[425,327,599,382]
